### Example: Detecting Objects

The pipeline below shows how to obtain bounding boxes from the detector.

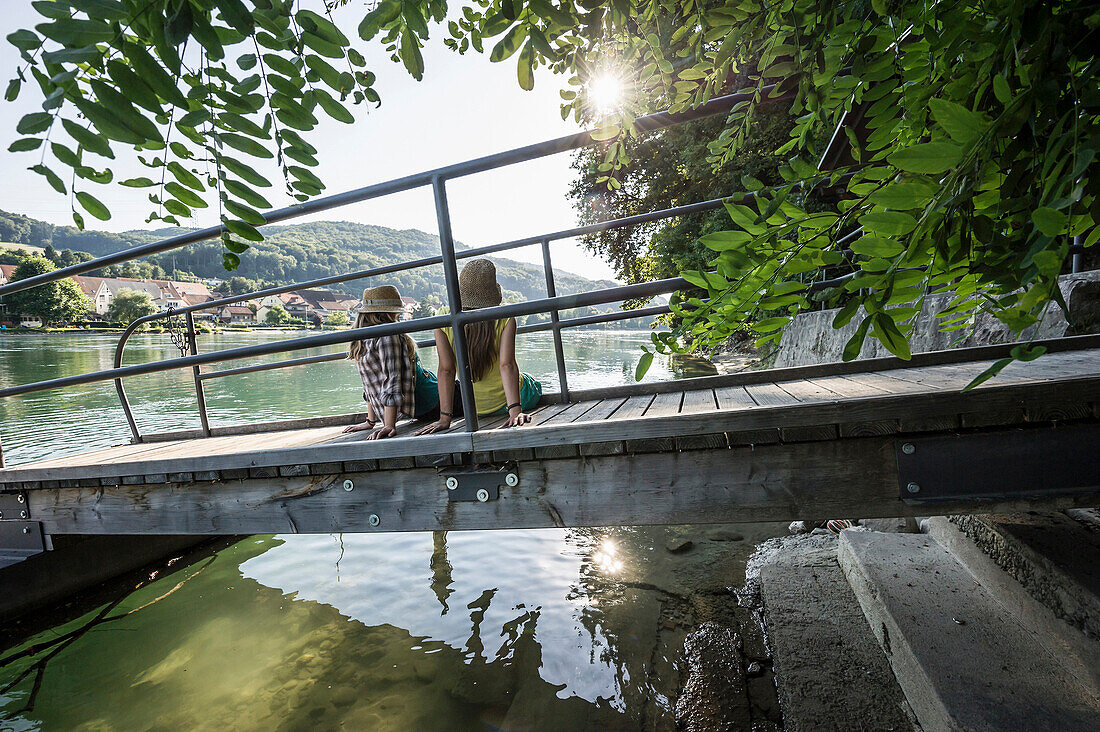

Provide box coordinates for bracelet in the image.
[506,402,521,410]
[440,410,453,417]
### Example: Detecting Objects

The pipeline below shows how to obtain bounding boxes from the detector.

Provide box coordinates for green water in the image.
[0,329,706,465]
[0,330,779,731]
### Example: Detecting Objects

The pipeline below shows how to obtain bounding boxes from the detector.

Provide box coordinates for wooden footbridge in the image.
[1,336,1097,544]
[1,91,1098,565]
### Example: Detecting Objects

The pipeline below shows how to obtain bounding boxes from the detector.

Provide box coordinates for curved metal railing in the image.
[0,82,857,443]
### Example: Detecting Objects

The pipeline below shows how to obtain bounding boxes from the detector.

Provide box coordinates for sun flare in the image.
[587,73,626,115]
[592,536,624,574]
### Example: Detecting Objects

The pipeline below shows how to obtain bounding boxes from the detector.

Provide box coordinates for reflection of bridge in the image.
[0,92,1098,565]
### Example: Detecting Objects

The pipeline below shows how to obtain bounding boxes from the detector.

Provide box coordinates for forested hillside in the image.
[0,210,628,308]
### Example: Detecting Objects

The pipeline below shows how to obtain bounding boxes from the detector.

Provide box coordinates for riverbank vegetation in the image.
[2,255,90,326]
[4,0,1097,380]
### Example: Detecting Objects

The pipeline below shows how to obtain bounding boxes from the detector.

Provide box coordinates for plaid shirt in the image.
[355,335,416,419]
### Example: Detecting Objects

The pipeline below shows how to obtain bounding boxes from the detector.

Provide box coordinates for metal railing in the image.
[1,79,1088,444]
[0,88,794,441]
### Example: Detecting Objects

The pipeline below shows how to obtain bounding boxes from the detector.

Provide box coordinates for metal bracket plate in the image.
[896,424,1100,503]
[0,491,29,520]
[441,464,519,502]
[0,520,45,570]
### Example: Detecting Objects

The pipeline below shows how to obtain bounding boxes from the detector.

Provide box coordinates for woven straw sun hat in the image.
[352,285,405,314]
[459,259,503,310]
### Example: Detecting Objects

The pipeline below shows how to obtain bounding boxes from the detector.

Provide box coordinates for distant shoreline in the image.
[0,325,651,337]
[0,326,316,336]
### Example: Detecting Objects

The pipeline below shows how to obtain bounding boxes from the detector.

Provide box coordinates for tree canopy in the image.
[105,288,158,323]
[4,254,90,324]
[264,303,289,324]
[5,0,1099,378]
[569,111,793,285]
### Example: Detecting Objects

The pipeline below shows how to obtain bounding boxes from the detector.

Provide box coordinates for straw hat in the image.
[459,259,503,310]
[352,285,405,314]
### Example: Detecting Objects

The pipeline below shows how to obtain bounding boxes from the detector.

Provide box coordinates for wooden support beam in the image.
[22,433,1100,536]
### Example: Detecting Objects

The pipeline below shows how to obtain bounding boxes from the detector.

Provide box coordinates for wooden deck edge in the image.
[564,333,1100,401]
[473,375,1100,452]
[142,412,373,443]
[19,436,1100,535]
[2,365,1096,487]
[0,432,474,485]
[132,335,1100,444]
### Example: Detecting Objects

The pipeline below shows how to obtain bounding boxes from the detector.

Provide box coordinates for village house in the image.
[400,296,417,321]
[218,305,254,324]
[278,292,311,320]
[294,289,340,318]
[254,294,287,323]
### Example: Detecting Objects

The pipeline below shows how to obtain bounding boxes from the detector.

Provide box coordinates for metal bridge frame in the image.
[0,84,1088,446]
[0,84,799,443]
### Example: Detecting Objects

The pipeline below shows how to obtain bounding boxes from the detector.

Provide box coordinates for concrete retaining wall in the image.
[774,271,1100,368]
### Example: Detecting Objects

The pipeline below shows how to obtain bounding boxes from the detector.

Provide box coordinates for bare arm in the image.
[498,318,530,428]
[416,329,456,435]
[367,405,399,440]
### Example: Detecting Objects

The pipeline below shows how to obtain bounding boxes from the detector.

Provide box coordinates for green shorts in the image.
[485,373,542,416]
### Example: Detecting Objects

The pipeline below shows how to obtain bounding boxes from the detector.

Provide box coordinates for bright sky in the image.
[0,4,619,281]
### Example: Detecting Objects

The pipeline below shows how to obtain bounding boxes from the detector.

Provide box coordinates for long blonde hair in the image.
[465,319,501,381]
[348,311,416,367]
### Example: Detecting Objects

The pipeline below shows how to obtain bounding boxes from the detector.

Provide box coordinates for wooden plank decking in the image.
[2,338,1098,535]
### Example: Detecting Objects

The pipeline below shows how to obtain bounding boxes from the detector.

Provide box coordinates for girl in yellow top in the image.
[416,259,542,433]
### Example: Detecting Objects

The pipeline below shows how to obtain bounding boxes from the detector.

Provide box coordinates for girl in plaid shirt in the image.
[343,286,440,439]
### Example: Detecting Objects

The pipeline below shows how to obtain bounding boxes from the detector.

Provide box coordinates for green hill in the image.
[0,210,646,327]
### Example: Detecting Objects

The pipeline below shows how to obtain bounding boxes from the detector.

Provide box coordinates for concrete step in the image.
[838,530,1100,732]
[758,536,917,731]
[939,511,1100,640]
[926,515,1100,694]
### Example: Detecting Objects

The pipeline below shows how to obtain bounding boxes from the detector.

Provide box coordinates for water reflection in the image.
[430,531,454,615]
[591,537,625,576]
[0,533,651,730]
[1,523,786,731]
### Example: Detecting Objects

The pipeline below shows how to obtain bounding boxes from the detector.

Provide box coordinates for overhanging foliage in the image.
[6,0,1099,379]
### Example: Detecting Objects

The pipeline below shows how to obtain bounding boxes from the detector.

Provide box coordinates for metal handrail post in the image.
[432,176,479,432]
[541,240,570,401]
[1073,235,1083,274]
[113,320,145,443]
[185,311,212,436]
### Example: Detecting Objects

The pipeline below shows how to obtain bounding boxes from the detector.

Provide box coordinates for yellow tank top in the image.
[443,318,508,415]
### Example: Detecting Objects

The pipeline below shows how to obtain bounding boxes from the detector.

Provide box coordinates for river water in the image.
[0,330,785,731]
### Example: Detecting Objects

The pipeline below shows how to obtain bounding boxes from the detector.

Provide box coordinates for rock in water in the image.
[675,622,751,731]
[666,537,694,554]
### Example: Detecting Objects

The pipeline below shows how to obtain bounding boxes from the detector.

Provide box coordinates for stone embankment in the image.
[774,271,1100,367]
[745,513,1100,731]
[697,271,1100,730]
